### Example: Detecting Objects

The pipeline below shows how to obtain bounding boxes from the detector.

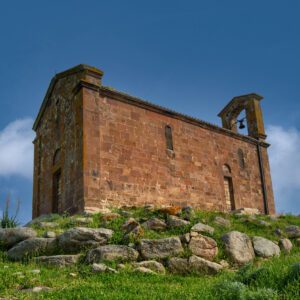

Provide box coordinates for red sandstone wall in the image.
[82,90,275,214]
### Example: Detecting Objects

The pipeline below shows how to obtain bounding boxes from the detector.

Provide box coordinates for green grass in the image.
[0,209,299,299]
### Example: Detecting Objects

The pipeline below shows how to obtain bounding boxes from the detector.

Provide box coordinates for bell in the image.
[239,120,246,129]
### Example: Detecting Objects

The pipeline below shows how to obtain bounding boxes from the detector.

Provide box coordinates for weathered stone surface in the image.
[43,231,56,238]
[144,204,156,212]
[214,216,231,227]
[134,267,157,274]
[124,224,144,241]
[92,263,117,273]
[58,227,113,253]
[167,215,190,228]
[101,213,121,221]
[86,245,139,263]
[180,233,191,244]
[37,222,59,228]
[34,254,81,267]
[0,227,37,249]
[279,238,293,254]
[233,208,260,215]
[189,255,223,275]
[168,257,189,274]
[75,217,93,225]
[159,206,182,216]
[7,238,57,261]
[181,206,195,220]
[221,231,255,265]
[191,223,214,235]
[139,237,184,260]
[132,261,165,274]
[274,228,282,236]
[252,236,280,258]
[285,225,300,238]
[84,207,111,215]
[188,235,218,260]
[122,218,139,233]
[22,286,51,293]
[142,218,167,231]
[25,214,58,227]
[257,220,271,227]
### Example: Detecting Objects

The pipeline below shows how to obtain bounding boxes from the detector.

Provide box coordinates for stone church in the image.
[32,64,275,218]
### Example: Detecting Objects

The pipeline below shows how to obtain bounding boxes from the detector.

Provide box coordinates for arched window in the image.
[165,125,174,151]
[222,164,231,174]
[238,148,245,169]
[53,148,61,165]
[222,164,235,211]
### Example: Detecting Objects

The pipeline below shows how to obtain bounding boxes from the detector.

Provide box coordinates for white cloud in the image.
[0,118,34,179]
[267,125,300,214]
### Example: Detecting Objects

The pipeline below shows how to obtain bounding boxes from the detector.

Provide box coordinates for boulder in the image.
[134,267,157,274]
[188,235,218,260]
[58,227,113,253]
[168,257,189,274]
[25,214,58,227]
[36,222,59,228]
[124,224,144,241]
[86,245,139,263]
[159,206,182,216]
[7,238,57,261]
[221,231,255,265]
[252,236,280,258]
[189,255,223,275]
[274,228,282,237]
[43,231,56,238]
[142,218,167,231]
[167,215,190,228]
[74,217,93,225]
[279,238,293,254]
[181,206,195,221]
[180,233,191,244]
[285,225,300,238]
[92,263,117,273]
[214,216,231,227]
[132,261,165,274]
[0,227,37,249]
[34,254,81,267]
[122,218,139,233]
[139,237,184,260]
[191,223,214,235]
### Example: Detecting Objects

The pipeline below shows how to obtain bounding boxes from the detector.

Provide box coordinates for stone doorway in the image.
[224,176,235,211]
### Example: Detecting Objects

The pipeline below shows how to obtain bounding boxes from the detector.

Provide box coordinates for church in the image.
[32,64,275,218]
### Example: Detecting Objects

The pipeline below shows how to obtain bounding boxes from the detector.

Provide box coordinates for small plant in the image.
[1,195,20,228]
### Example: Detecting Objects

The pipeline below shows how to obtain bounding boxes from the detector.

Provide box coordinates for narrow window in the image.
[165,125,174,151]
[238,148,245,169]
[224,176,235,211]
[53,148,61,165]
[52,169,61,213]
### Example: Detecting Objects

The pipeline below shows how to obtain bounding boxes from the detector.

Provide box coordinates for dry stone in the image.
[7,238,57,261]
[181,206,195,220]
[134,267,157,274]
[191,223,214,235]
[214,216,231,227]
[252,236,280,258]
[167,215,190,228]
[34,254,81,267]
[132,261,165,274]
[142,218,167,231]
[188,235,218,260]
[221,231,255,265]
[279,238,293,253]
[58,227,113,253]
[122,218,139,233]
[43,231,56,238]
[86,245,139,263]
[0,227,37,249]
[189,255,223,275]
[285,225,300,238]
[92,263,117,273]
[168,257,189,274]
[139,237,184,260]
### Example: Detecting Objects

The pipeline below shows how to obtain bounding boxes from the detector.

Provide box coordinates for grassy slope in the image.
[0,209,299,300]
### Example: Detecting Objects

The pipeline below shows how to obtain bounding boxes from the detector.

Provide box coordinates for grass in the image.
[0,208,299,299]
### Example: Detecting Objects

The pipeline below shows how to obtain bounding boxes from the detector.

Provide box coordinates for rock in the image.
[0,227,37,249]
[190,231,198,237]
[144,204,156,212]
[139,237,184,260]
[285,225,300,238]
[7,238,57,261]
[119,210,133,217]
[279,238,293,254]
[233,208,260,215]
[58,227,113,253]
[180,233,191,244]
[188,235,218,261]
[159,206,182,216]
[132,261,165,274]
[167,215,190,228]
[214,216,231,227]
[181,206,195,220]
[22,286,51,293]
[43,231,56,238]
[117,263,126,269]
[221,231,255,265]
[122,218,139,233]
[168,257,189,274]
[219,260,230,268]
[189,255,223,275]
[92,263,117,273]
[34,254,81,267]
[142,218,167,231]
[274,228,282,236]
[84,207,111,215]
[36,222,59,228]
[124,225,144,241]
[25,214,58,227]
[75,217,93,225]
[296,238,300,247]
[134,267,157,274]
[101,213,121,221]
[252,236,280,258]
[191,223,214,235]
[269,215,279,221]
[258,220,271,227]
[86,245,139,263]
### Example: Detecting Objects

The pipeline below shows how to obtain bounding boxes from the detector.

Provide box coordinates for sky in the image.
[0,0,299,224]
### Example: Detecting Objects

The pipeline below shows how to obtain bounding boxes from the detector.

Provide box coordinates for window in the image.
[52,169,61,213]
[53,148,61,165]
[238,148,245,169]
[165,125,174,151]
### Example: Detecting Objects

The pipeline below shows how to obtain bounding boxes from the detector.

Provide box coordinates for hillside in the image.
[0,206,299,299]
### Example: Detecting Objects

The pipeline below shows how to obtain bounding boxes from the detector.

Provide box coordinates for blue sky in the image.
[0,1,299,223]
